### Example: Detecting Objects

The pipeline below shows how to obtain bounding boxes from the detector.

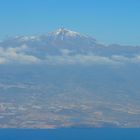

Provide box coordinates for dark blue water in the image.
[0,128,139,140]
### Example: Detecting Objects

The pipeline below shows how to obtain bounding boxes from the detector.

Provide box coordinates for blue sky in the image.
[0,0,140,45]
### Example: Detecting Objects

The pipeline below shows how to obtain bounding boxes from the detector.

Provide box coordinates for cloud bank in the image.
[0,47,140,65]
[0,45,40,64]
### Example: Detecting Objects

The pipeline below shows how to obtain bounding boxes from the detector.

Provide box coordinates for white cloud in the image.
[61,49,72,55]
[0,46,140,65]
[0,45,40,64]
[111,55,130,62]
[0,57,7,64]
[45,53,140,65]
[132,55,140,63]
[45,54,117,65]
[112,55,140,64]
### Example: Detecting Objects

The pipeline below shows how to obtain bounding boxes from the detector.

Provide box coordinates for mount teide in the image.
[0,28,140,58]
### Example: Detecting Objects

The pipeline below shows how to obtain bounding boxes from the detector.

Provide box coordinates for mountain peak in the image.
[53,28,81,37]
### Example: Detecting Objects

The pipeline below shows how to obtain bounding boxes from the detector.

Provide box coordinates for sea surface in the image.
[0,128,140,140]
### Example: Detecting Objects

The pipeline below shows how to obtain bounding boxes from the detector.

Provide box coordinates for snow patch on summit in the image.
[53,28,81,37]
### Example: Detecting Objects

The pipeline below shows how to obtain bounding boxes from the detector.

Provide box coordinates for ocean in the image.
[0,128,139,140]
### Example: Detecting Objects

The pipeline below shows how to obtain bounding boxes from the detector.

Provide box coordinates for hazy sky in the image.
[0,0,140,45]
